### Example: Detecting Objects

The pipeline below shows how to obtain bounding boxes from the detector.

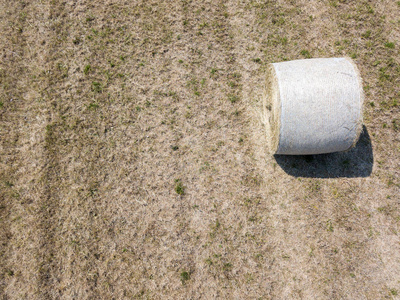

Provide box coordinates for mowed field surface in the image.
[1,0,400,299]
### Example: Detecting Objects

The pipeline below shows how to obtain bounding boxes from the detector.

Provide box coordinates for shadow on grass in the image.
[274,126,373,178]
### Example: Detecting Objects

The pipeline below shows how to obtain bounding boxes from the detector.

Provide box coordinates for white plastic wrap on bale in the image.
[264,57,364,155]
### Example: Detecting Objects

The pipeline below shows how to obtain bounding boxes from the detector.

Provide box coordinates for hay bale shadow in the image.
[274,126,373,178]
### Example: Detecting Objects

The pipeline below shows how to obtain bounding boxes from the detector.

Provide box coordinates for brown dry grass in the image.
[0,0,399,299]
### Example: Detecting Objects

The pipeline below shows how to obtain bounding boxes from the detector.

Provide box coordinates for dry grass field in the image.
[1,0,400,299]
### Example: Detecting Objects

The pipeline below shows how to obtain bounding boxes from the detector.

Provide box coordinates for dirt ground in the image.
[0,0,399,299]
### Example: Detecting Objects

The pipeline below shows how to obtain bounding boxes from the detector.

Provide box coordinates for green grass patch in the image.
[175,179,185,195]
[180,271,190,284]
[92,81,102,93]
[83,64,91,75]
[385,42,395,49]
[300,50,311,58]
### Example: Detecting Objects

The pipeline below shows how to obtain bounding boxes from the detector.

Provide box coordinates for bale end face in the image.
[264,64,281,154]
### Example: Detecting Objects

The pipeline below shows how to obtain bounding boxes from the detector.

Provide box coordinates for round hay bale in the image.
[264,57,364,155]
